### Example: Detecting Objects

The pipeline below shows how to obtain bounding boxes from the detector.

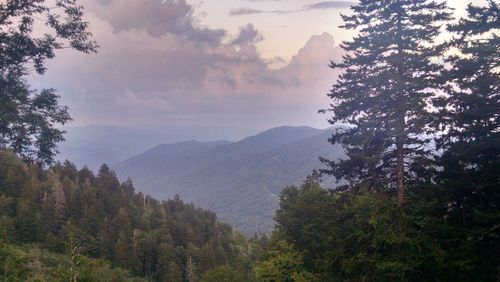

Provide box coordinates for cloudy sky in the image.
[32,0,479,131]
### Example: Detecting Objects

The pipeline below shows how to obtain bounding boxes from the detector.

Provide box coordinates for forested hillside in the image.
[115,126,344,235]
[0,151,256,281]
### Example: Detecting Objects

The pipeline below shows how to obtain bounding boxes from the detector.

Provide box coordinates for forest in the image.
[0,151,260,281]
[1,0,499,281]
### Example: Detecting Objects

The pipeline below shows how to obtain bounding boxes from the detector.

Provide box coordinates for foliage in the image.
[200,265,252,282]
[259,180,499,281]
[268,184,445,281]
[0,0,98,165]
[0,151,254,281]
[0,242,146,282]
[254,240,317,282]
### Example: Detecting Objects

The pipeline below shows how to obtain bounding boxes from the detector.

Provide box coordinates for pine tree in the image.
[435,0,499,210]
[432,2,500,280]
[321,0,452,205]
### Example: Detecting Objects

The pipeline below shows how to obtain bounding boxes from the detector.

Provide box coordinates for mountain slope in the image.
[114,126,344,235]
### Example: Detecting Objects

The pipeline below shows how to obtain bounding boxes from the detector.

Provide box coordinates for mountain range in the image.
[114,126,344,235]
[58,125,259,170]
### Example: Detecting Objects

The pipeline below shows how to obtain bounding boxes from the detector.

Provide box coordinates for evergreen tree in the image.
[432,1,500,280]
[156,241,177,281]
[436,0,499,217]
[321,0,452,205]
[0,0,97,165]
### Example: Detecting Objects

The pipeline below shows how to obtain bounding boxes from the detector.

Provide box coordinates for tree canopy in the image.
[0,151,255,281]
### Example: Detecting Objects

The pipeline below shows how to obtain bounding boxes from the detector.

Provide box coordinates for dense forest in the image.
[0,150,261,281]
[1,0,499,281]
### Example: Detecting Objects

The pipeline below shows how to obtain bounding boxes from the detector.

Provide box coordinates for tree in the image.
[436,0,500,219]
[156,241,177,281]
[321,0,452,206]
[254,240,317,282]
[272,183,446,281]
[432,1,500,280]
[0,0,97,165]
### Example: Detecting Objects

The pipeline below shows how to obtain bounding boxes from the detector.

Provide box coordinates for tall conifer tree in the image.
[322,0,451,205]
[434,3,499,275]
[436,0,499,201]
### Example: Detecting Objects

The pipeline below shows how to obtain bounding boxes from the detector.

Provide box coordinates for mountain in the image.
[114,126,344,235]
[58,125,259,171]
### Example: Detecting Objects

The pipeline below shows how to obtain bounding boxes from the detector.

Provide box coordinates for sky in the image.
[31,0,479,132]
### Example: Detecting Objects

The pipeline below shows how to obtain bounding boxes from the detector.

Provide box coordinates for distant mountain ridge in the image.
[58,125,259,170]
[114,126,344,235]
